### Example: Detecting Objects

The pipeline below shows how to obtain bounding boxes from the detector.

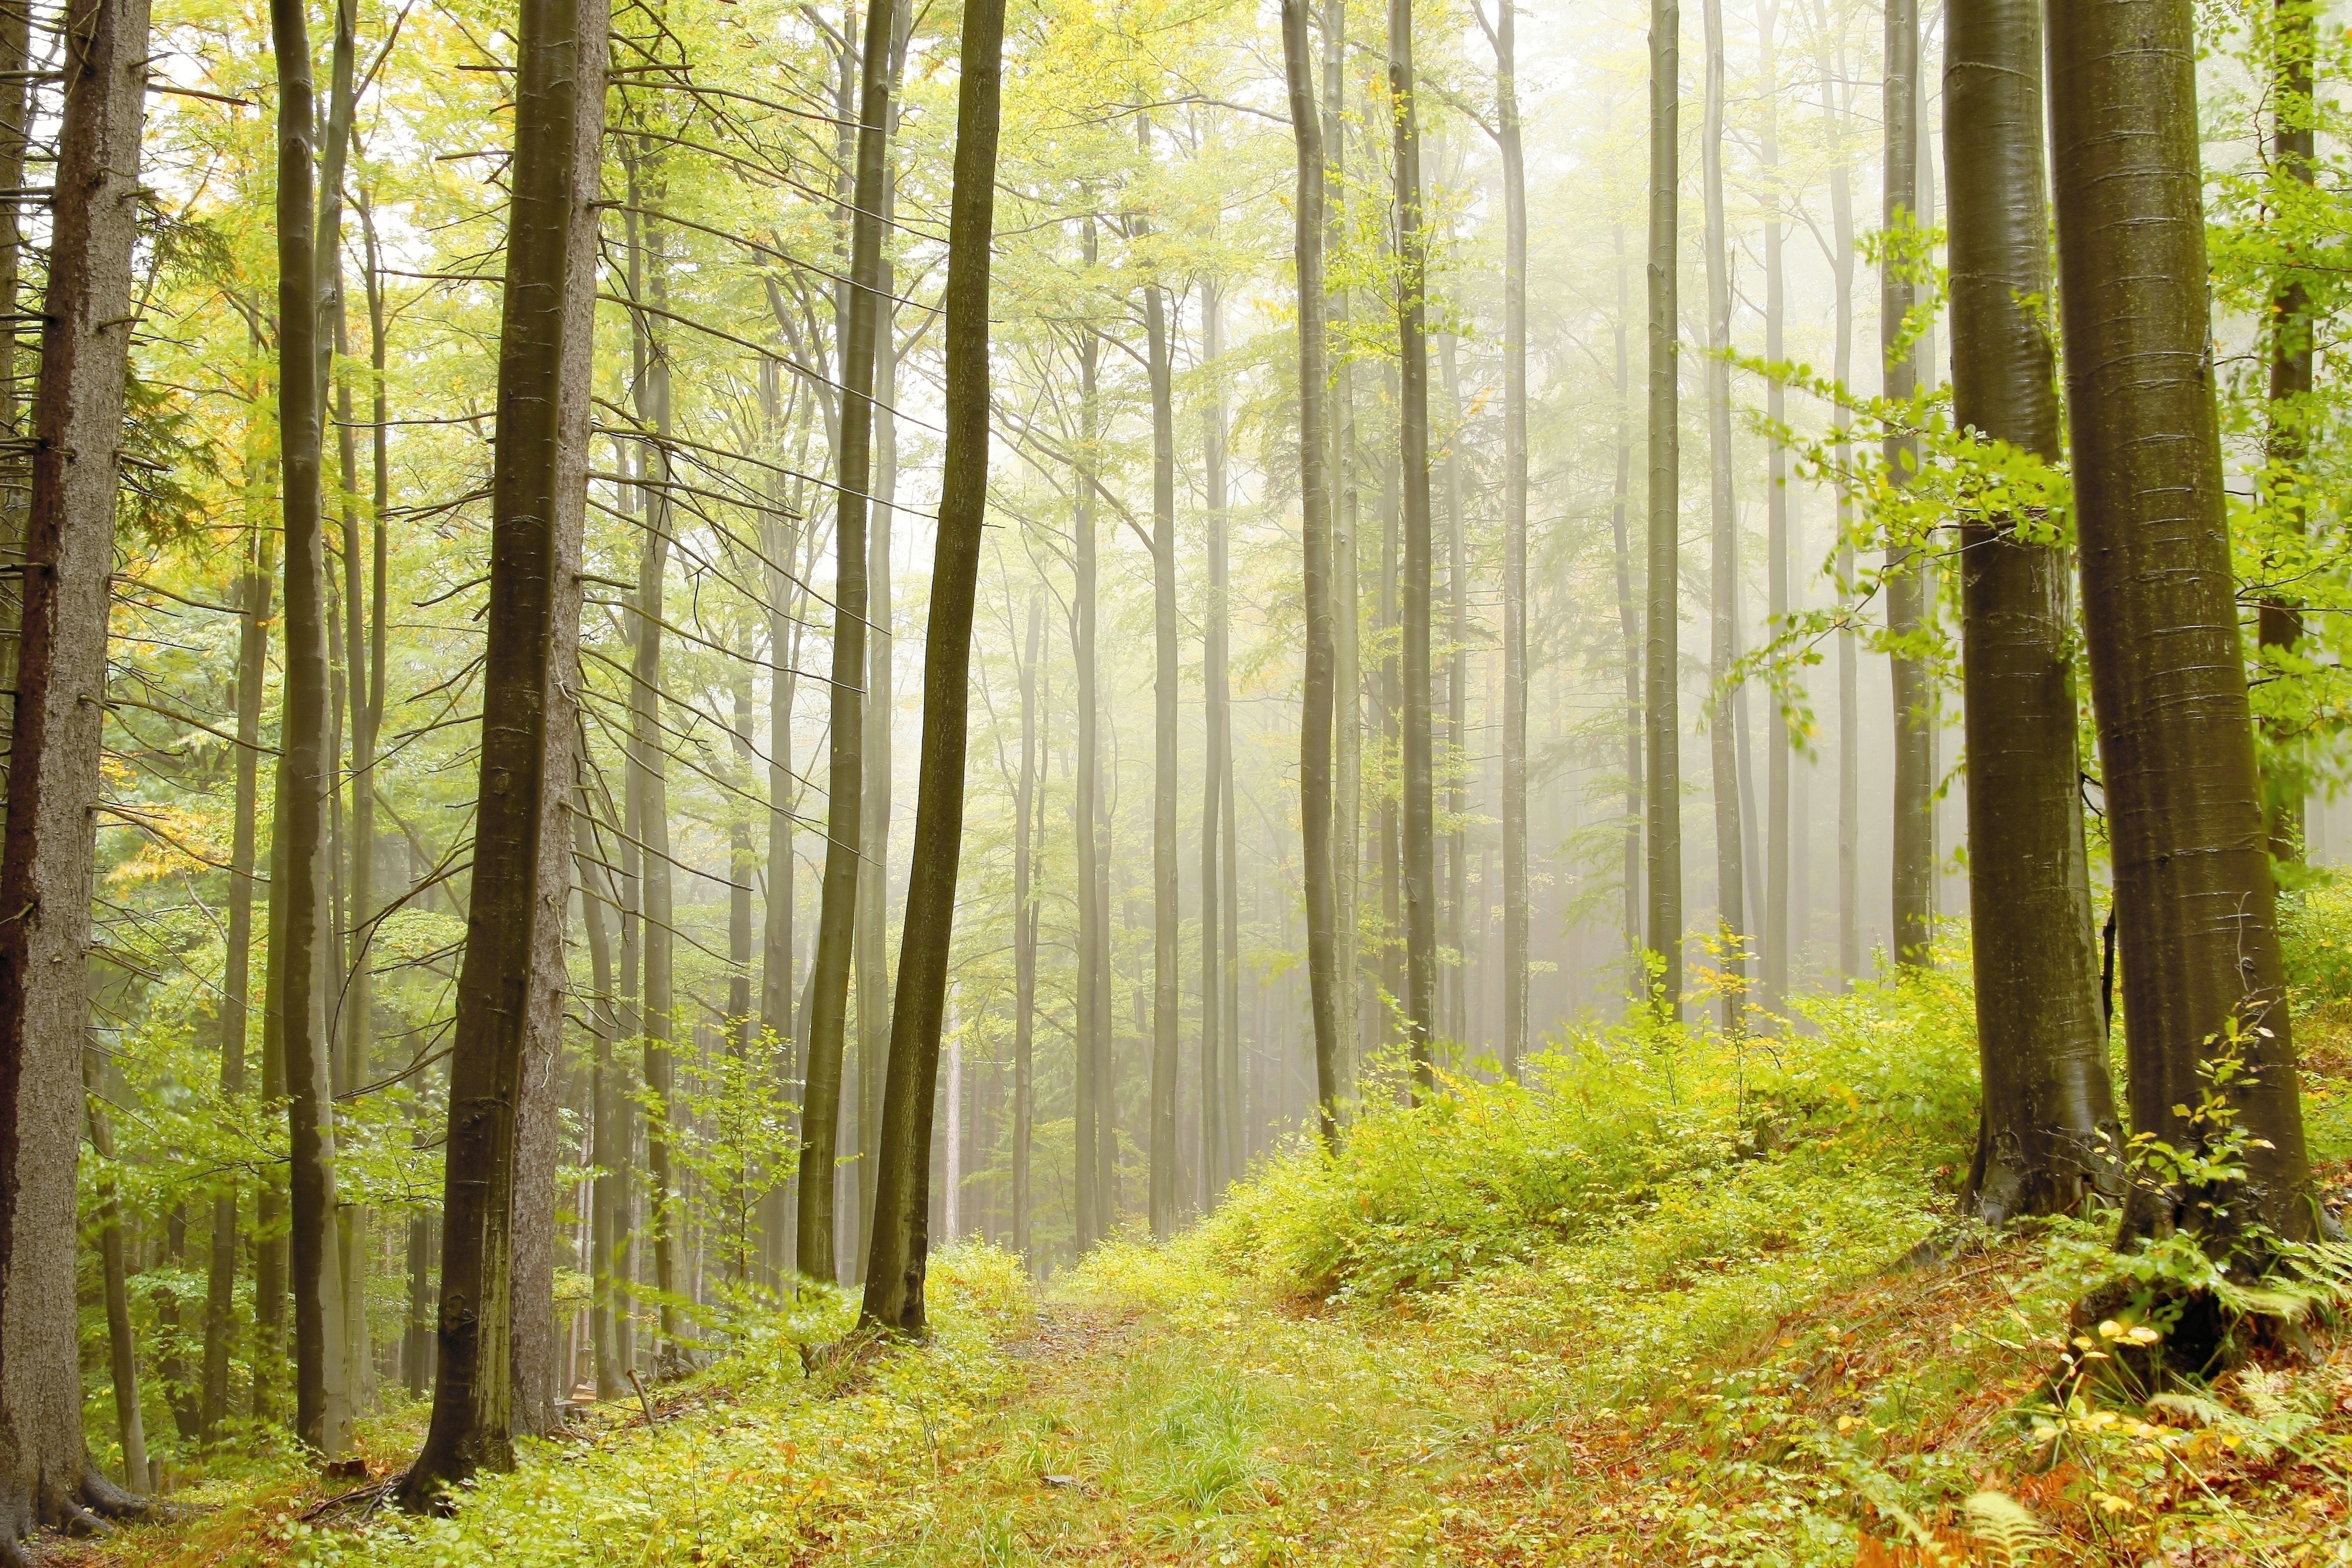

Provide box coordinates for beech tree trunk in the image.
[1760,0,1790,1014]
[1281,0,1340,1140]
[1144,245,1180,1235]
[1884,0,1933,967]
[798,0,895,1286]
[1645,0,1684,1018]
[1702,0,1745,1016]
[203,531,270,1438]
[1012,592,1040,1257]
[0,0,154,1537]
[1071,302,1111,1250]
[574,809,622,1397]
[1944,0,2118,1223]
[1322,0,1361,1076]
[858,0,1006,1330]
[2260,0,2316,865]
[1488,0,1528,1075]
[2048,0,2315,1246]
[1389,0,1437,1078]
[1201,285,1231,1195]
[271,0,353,1457]
[397,0,602,1495]
[1611,227,1643,979]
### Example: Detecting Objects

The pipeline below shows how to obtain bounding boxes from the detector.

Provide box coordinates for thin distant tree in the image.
[1471,0,1529,1076]
[2259,0,2318,864]
[2048,0,2315,1244]
[1944,0,2118,1222]
[1322,0,1361,1078]
[1281,0,1341,1140]
[1012,589,1041,1256]
[0,0,155,1536]
[1201,282,1234,1192]
[1883,0,1933,967]
[1644,0,1684,1018]
[859,0,1009,1332]
[1759,0,1791,1014]
[1389,0,1437,1077]
[1701,0,1745,1018]
[397,0,604,1498]
[1610,228,1642,976]
[1141,137,1181,1233]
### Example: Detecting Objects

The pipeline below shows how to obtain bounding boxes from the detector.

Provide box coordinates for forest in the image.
[0,0,2338,1555]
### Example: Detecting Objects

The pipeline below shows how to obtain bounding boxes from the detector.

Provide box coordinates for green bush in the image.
[1167,966,1982,1307]
[2276,868,2352,1010]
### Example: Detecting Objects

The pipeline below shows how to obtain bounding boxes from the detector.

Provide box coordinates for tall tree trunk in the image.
[1280,0,1340,1140]
[271,0,352,1457]
[256,767,289,1419]
[1389,0,1436,1077]
[801,0,894,1281]
[1811,0,1859,985]
[203,530,270,1438]
[1609,227,1643,988]
[1645,0,1684,1018]
[85,1057,144,1493]
[2260,0,2316,865]
[1760,0,1790,1014]
[1012,592,1040,1257]
[574,809,622,1397]
[1439,330,1466,1049]
[759,359,796,1285]
[1322,0,1361,1076]
[1944,0,2118,1223]
[1702,0,1745,1018]
[397,0,602,1493]
[1201,283,1230,1193]
[630,214,682,1347]
[1143,239,1180,1236]
[858,0,1006,1328]
[1884,0,1933,967]
[2048,0,2315,1246]
[1488,0,1528,1074]
[0,0,153,1533]
[1072,300,1111,1250]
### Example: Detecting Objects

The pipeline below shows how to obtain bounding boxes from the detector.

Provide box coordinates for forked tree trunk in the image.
[1702,0,1745,1017]
[858,0,1007,1330]
[202,530,270,1438]
[271,0,352,1458]
[397,0,603,1497]
[1389,0,1437,1078]
[1645,0,1684,1018]
[1884,0,1934,968]
[2048,0,2315,1246]
[0,0,154,1538]
[799,0,896,1283]
[1943,0,2117,1223]
[1280,0,1340,1140]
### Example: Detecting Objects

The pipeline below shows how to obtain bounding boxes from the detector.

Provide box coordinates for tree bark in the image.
[1071,300,1110,1250]
[0,0,154,1535]
[759,357,796,1285]
[397,0,602,1494]
[1612,226,1643,984]
[1810,0,1860,986]
[1201,282,1230,1196]
[1389,0,1437,1078]
[858,0,1006,1330]
[203,530,270,1439]
[1702,0,1745,1018]
[1884,0,1933,968]
[799,0,895,1283]
[1645,0,1684,1018]
[573,808,622,1397]
[2048,0,2315,1245]
[1439,328,1466,1049]
[1944,0,2118,1223]
[1280,0,1340,1140]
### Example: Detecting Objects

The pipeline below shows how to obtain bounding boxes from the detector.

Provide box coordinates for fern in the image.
[1964,1489,2044,1567]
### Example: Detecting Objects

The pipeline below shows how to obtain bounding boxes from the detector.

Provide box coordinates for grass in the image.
[74,940,2352,1567]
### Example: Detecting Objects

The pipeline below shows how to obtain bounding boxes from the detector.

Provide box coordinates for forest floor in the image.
[73,1001,2352,1567]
